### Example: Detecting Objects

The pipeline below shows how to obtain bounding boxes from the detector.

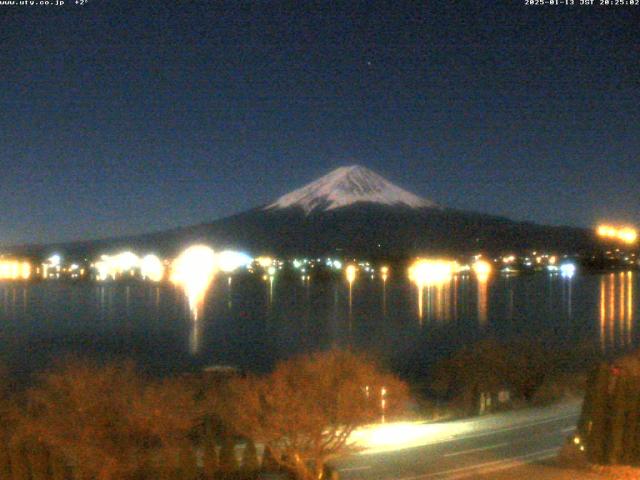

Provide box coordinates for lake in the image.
[0,270,636,378]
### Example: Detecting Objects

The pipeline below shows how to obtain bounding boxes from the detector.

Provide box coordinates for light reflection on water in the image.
[477,275,490,325]
[0,271,638,375]
[599,272,634,353]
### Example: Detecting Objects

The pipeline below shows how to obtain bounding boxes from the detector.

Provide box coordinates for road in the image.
[335,400,581,480]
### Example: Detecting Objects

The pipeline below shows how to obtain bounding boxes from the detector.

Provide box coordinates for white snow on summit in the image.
[265,165,436,214]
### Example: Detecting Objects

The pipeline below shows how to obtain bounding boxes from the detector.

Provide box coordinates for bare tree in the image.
[219,349,408,480]
[18,358,200,480]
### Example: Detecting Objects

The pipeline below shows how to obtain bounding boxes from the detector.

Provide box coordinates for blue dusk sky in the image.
[1,1,638,244]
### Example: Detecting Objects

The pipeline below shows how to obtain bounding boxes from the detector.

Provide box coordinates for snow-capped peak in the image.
[265,165,436,214]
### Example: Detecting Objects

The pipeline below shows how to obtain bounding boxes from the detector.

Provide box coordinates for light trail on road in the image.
[406,447,560,480]
[337,401,581,480]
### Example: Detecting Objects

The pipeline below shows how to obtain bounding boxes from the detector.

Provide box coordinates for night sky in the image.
[1,1,638,245]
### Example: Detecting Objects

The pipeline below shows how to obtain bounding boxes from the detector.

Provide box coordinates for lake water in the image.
[0,270,637,378]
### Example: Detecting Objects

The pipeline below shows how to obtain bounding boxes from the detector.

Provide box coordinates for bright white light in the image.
[93,251,142,281]
[333,260,343,270]
[114,251,140,272]
[350,421,473,455]
[94,256,113,281]
[216,250,252,273]
[171,245,217,320]
[47,254,61,267]
[140,254,164,282]
[560,263,576,278]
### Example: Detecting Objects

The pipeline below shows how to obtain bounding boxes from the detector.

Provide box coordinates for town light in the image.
[380,265,389,282]
[256,256,273,268]
[140,254,164,282]
[346,264,357,284]
[502,255,516,264]
[114,251,140,273]
[472,259,492,282]
[93,251,142,281]
[408,259,458,288]
[408,259,458,320]
[216,250,252,273]
[47,254,61,267]
[560,263,576,278]
[0,260,31,280]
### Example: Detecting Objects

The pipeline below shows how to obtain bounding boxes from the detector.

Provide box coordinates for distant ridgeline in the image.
[4,166,601,259]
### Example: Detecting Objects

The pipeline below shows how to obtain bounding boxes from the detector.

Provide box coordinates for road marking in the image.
[443,442,509,458]
[447,413,579,442]
[397,447,559,480]
[446,448,560,480]
[339,465,371,472]
[561,426,576,433]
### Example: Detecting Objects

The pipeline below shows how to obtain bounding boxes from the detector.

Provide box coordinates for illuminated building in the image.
[597,224,638,245]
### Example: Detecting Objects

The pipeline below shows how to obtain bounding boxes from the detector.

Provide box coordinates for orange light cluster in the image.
[597,225,638,245]
[408,259,458,287]
[0,260,31,280]
[472,260,492,283]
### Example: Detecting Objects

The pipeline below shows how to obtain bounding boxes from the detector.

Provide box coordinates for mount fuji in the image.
[14,165,596,258]
[265,165,435,214]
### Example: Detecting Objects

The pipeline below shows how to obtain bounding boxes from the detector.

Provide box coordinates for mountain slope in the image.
[6,165,598,258]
